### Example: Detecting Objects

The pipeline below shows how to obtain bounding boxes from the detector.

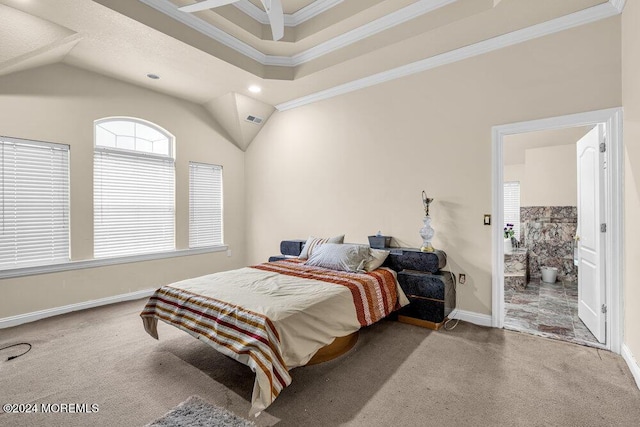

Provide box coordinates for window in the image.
[94,118,175,258]
[0,137,69,269]
[504,181,521,240]
[189,162,223,248]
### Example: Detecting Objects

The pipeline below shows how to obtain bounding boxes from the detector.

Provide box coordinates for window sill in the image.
[0,245,229,280]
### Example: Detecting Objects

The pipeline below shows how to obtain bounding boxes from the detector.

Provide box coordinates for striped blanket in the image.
[252,259,400,327]
[140,259,403,415]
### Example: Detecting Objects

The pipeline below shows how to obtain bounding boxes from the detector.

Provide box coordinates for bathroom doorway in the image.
[501,126,599,346]
[491,108,623,354]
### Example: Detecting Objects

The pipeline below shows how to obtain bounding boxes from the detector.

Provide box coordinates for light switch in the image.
[484,214,491,225]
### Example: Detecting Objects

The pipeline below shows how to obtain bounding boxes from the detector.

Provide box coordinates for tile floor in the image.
[504,279,603,348]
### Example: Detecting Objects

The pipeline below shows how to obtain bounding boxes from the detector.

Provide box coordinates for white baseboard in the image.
[0,288,157,329]
[449,309,493,327]
[622,343,640,390]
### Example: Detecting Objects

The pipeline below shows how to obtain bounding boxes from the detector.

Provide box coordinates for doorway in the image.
[501,126,600,347]
[491,108,624,354]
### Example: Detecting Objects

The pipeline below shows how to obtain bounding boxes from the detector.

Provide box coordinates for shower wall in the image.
[521,206,577,281]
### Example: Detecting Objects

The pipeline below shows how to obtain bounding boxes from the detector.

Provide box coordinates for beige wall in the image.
[504,128,584,208]
[622,2,640,363]
[0,64,245,318]
[505,144,578,207]
[245,18,621,316]
[504,164,525,184]
[524,144,577,206]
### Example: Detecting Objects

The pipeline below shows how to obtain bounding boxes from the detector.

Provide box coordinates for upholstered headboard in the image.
[280,240,306,257]
[271,240,446,274]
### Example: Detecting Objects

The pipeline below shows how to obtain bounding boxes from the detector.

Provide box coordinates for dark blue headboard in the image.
[272,240,446,273]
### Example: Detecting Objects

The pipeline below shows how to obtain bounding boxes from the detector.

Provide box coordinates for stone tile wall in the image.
[504,249,527,274]
[505,248,528,290]
[521,206,577,281]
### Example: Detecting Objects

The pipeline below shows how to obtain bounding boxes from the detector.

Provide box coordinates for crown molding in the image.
[290,0,343,25]
[141,0,456,67]
[232,0,272,25]
[233,0,295,26]
[609,0,626,13]
[233,0,343,27]
[140,0,269,64]
[288,0,457,66]
[275,1,622,111]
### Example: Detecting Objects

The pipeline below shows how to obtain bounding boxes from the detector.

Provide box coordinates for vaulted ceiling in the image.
[0,0,623,150]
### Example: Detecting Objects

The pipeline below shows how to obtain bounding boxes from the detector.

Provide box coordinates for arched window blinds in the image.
[94,118,175,258]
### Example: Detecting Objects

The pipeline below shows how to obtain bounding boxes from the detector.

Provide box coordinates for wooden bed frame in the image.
[306,331,359,365]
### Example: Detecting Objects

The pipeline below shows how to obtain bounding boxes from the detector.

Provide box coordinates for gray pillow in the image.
[305,243,369,273]
[298,234,345,259]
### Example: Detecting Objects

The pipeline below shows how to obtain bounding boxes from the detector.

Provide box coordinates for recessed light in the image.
[248,85,261,93]
[147,73,160,80]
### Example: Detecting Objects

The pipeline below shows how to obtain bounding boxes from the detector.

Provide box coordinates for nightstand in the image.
[396,269,455,330]
[382,248,454,330]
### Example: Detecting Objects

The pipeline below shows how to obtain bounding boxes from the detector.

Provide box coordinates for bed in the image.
[140,240,409,415]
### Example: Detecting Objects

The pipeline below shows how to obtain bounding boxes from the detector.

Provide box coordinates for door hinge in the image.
[600,141,606,153]
[601,223,607,233]
[601,304,607,314]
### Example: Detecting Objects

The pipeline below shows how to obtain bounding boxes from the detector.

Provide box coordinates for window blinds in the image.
[189,162,223,248]
[94,149,175,258]
[503,181,521,240]
[0,138,70,269]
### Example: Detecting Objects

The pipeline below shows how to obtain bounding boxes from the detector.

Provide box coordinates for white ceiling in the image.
[0,0,623,149]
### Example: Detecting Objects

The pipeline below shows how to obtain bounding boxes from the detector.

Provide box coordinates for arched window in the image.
[95,118,172,157]
[94,118,175,258]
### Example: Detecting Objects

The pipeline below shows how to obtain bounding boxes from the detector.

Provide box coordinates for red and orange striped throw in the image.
[253,259,399,326]
[140,259,400,415]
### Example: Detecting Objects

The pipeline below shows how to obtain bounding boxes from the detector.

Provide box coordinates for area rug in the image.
[145,396,256,427]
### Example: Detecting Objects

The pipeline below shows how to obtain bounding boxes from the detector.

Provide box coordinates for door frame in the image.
[491,108,623,354]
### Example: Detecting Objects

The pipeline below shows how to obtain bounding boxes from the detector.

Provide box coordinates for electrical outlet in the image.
[226,250,232,257]
[459,273,466,284]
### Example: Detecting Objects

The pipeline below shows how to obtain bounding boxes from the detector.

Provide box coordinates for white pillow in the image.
[305,243,369,273]
[365,248,390,272]
[298,234,345,259]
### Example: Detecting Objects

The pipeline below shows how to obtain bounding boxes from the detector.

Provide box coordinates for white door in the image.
[576,125,606,343]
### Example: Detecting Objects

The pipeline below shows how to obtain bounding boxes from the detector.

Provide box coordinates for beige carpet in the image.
[0,299,639,427]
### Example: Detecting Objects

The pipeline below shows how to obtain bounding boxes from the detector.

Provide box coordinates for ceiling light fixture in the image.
[248,85,261,93]
[147,73,160,80]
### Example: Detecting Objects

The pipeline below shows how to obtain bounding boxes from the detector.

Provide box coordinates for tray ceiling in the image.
[0,0,614,105]
[0,0,622,150]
